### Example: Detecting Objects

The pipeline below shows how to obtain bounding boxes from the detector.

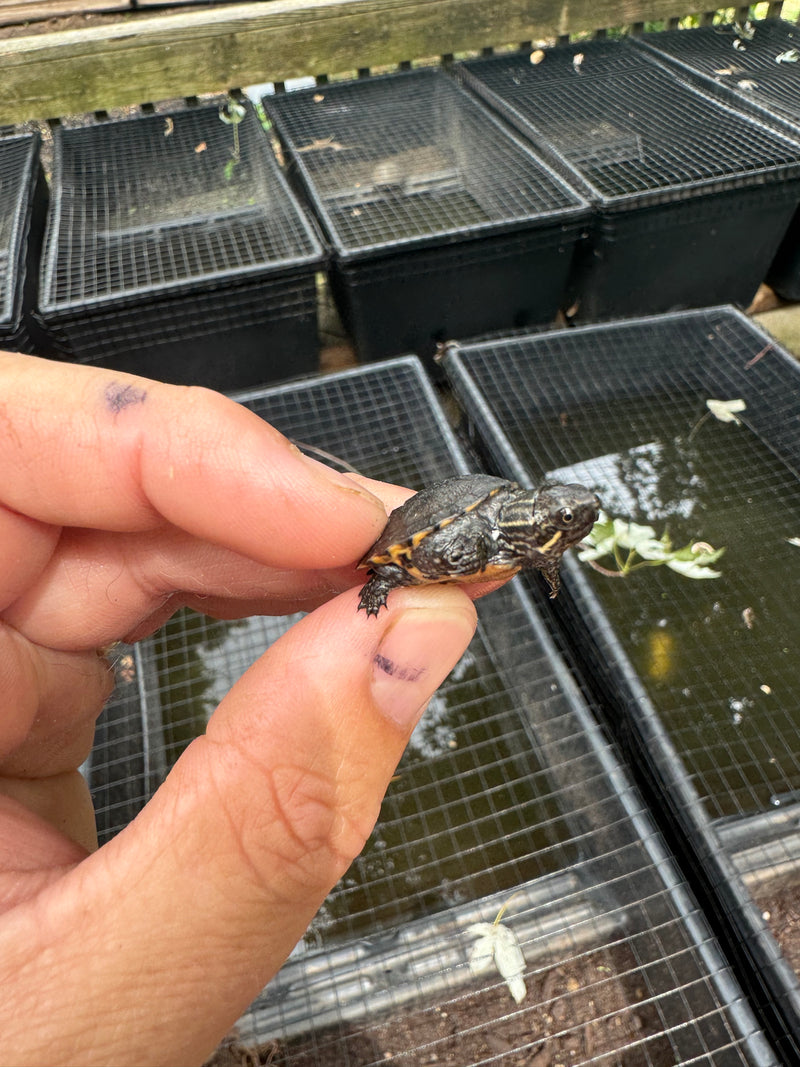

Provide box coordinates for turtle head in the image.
[499,482,600,563]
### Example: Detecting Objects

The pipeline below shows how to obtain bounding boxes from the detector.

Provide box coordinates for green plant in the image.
[579,513,725,580]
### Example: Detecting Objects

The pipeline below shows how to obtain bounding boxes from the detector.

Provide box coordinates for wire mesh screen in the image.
[40,103,322,309]
[635,19,800,130]
[458,39,800,205]
[444,306,800,1047]
[265,68,586,255]
[445,307,800,821]
[0,133,40,341]
[91,356,775,1065]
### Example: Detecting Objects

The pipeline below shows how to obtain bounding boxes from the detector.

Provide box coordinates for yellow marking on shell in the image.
[460,562,521,583]
[540,530,563,554]
[363,486,507,571]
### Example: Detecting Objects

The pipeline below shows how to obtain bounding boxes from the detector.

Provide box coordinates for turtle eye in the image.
[559,507,574,524]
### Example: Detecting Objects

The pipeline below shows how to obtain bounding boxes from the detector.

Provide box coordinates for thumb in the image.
[0,585,477,1067]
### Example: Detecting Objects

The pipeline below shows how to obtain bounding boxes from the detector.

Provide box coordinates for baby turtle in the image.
[358,474,600,616]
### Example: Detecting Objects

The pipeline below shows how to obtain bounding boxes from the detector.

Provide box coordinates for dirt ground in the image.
[757,882,800,976]
[206,944,677,1067]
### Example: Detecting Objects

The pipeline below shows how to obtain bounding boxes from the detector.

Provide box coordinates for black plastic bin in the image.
[633,18,800,302]
[443,306,800,1058]
[457,40,800,321]
[88,356,777,1065]
[0,133,48,353]
[38,103,324,390]
[264,68,589,364]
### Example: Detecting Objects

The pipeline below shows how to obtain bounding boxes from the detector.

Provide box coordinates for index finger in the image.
[0,353,387,570]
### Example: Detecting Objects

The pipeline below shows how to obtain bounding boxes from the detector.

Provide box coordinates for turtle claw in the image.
[358,576,391,617]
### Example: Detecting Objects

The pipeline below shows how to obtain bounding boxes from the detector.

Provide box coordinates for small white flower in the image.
[786,536,800,548]
[467,921,527,1003]
[776,49,800,63]
[737,79,758,91]
[706,398,746,425]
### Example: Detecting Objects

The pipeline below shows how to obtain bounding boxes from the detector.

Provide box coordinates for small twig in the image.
[687,410,711,442]
[585,559,627,578]
[745,343,773,368]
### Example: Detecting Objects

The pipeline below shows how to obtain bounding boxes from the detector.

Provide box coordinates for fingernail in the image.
[371,592,477,729]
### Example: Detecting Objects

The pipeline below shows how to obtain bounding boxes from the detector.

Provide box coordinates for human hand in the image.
[0,352,477,1066]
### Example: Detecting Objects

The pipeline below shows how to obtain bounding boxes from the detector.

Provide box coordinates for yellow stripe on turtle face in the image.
[540,530,563,554]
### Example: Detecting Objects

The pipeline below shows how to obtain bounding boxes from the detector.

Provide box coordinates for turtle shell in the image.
[359,474,515,574]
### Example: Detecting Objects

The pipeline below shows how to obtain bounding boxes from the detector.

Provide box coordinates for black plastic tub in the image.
[264,68,589,364]
[443,306,800,1058]
[88,355,777,1065]
[0,133,48,353]
[457,40,800,322]
[632,18,800,302]
[38,103,325,390]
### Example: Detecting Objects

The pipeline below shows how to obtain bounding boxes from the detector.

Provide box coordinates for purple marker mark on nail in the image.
[374,653,425,683]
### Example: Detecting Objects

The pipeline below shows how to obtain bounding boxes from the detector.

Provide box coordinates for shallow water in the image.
[528,392,800,821]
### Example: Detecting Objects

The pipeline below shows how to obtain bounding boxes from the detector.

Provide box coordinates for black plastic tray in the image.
[0,133,48,353]
[443,306,800,1058]
[457,40,800,321]
[38,103,325,390]
[265,68,589,363]
[633,18,800,301]
[90,355,776,1065]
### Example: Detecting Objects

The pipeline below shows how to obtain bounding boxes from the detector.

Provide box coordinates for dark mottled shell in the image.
[360,474,514,574]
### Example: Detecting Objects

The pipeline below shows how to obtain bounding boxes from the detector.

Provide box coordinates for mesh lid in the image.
[0,134,38,327]
[637,19,800,130]
[265,67,587,257]
[459,39,800,205]
[40,104,323,311]
[445,307,800,825]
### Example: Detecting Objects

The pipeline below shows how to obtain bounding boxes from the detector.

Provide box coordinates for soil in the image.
[756,881,800,977]
[206,945,676,1067]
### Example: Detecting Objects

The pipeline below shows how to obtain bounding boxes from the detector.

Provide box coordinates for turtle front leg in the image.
[540,558,562,599]
[358,567,415,617]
